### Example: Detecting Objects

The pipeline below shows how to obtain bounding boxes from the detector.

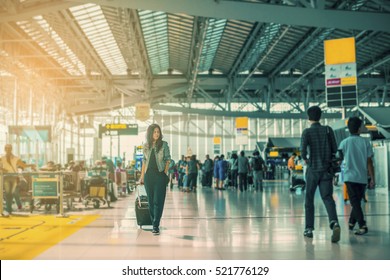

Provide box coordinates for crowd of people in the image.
[138,106,375,241]
[167,149,268,193]
[1,106,376,242]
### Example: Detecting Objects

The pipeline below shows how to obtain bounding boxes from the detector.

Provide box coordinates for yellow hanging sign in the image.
[324,37,356,65]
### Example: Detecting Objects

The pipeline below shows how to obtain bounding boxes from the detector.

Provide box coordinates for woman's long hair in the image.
[146,124,163,152]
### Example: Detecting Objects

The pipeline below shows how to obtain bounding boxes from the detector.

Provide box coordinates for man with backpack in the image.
[250,151,267,192]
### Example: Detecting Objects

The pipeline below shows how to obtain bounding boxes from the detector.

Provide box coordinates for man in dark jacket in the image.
[300,106,340,243]
[203,154,213,187]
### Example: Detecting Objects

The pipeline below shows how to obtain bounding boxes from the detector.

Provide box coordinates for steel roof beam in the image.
[69,0,390,32]
[187,17,208,100]
[152,104,342,119]
[126,9,153,81]
[228,23,264,78]
[370,0,390,12]
[0,0,76,23]
[196,86,225,111]
[269,28,331,78]
[232,26,290,98]
[57,10,112,78]
[358,53,390,76]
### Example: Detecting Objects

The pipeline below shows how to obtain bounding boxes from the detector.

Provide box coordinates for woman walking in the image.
[139,124,171,235]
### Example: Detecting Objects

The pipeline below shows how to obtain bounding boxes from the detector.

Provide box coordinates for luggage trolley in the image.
[82,168,111,209]
[115,169,128,197]
[126,169,139,193]
[62,170,86,211]
[30,172,60,213]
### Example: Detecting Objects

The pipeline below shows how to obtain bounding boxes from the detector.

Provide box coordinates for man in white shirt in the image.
[1,144,36,215]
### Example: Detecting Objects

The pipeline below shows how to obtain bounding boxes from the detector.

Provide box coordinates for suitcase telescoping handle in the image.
[137,183,143,208]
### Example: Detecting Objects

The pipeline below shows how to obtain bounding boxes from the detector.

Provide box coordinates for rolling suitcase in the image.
[135,194,152,227]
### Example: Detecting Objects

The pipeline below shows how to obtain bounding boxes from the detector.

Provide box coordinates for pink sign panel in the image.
[326,78,341,86]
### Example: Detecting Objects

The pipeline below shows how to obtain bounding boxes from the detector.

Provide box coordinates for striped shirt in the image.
[300,122,337,172]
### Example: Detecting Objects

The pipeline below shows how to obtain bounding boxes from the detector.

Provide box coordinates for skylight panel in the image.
[70,4,127,75]
[139,10,169,74]
[0,70,12,77]
[238,23,281,72]
[199,18,226,72]
[17,16,86,76]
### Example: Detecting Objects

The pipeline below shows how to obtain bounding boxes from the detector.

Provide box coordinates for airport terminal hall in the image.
[1,0,390,265]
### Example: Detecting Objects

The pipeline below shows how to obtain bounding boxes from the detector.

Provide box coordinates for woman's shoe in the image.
[354,226,368,235]
[348,222,356,230]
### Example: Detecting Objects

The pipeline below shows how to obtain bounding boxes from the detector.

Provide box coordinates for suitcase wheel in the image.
[93,200,100,209]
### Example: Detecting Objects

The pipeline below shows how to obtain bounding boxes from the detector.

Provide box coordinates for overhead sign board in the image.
[324,37,356,65]
[235,117,249,146]
[98,123,138,138]
[213,137,221,155]
[324,37,358,108]
[135,103,150,121]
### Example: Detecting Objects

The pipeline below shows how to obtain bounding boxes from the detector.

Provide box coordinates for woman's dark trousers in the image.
[144,171,168,229]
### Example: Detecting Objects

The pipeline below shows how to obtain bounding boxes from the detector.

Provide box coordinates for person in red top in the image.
[287,153,297,188]
[288,153,297,171]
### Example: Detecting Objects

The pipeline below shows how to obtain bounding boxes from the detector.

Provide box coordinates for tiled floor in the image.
[35,181,390,260]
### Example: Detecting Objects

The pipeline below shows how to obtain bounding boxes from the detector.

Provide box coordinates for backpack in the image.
[253,157,263,171]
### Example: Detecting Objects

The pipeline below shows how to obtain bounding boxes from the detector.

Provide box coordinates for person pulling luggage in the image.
[139,124,171,236]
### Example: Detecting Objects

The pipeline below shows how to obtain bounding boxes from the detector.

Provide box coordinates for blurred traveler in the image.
[186,155,200,192]
[229,153,238,190]
[217,154,228,190]
[1,144,36,215]
[213,155,220,189]
[250,151,267,192]
[238,151,250,191]
[168,159,176,189]
[177,155,186,189]
[203,154,213,187]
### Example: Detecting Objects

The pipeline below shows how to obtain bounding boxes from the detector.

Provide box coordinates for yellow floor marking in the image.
[0,214,99,260]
